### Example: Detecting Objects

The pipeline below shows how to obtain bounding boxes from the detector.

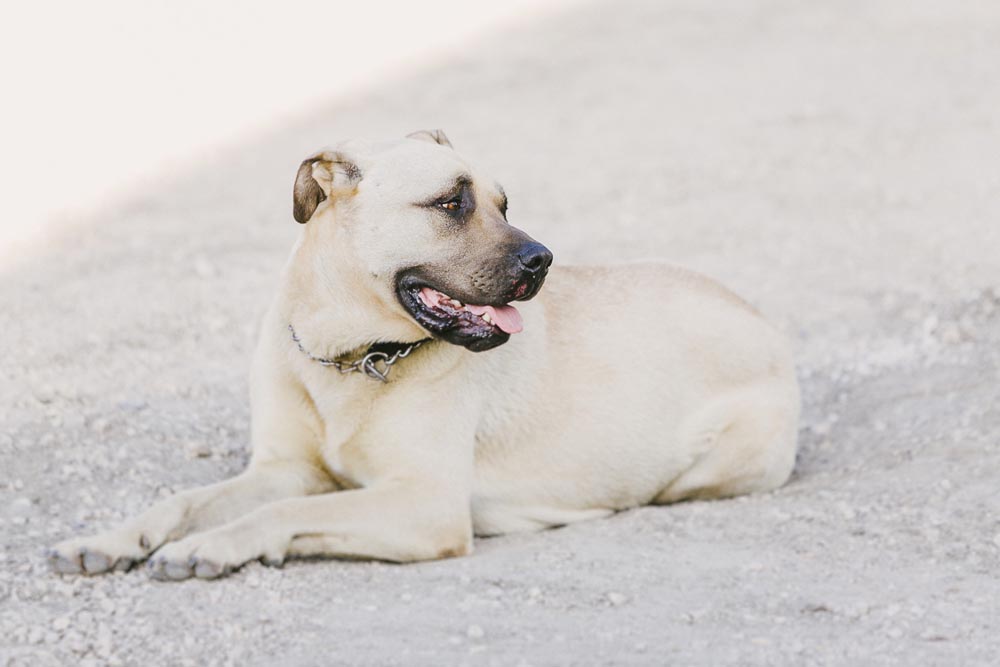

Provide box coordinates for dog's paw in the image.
[146,527,286,582]
[47,531,150,575]
[146,545,231,581]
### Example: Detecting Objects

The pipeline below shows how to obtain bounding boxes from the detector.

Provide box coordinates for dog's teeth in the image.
[482,312,493,324]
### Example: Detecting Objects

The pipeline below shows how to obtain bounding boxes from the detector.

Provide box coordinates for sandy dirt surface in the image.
[2,1,999,665]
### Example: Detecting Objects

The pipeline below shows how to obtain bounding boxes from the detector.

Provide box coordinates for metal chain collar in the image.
[288,324,425,383]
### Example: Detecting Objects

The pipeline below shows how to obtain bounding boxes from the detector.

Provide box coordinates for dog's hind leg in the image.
[653,384,799,504]
[47,459,333,575]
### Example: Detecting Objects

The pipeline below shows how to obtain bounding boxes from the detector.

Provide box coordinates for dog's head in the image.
[292,130,552,352]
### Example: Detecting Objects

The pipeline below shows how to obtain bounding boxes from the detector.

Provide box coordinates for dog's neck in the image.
[287,323,429,382]
[281,237,430,362]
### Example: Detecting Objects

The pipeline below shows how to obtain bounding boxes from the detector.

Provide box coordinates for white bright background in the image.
[0,0,578,267]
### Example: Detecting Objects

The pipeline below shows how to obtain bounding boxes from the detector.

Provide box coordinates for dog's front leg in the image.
[145,374,479,580]
[146,480,472,580]
[147,395,475,578]
[47,459,333,575]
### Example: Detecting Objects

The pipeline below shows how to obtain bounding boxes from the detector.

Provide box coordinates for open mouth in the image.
[397,277,525,352]
[418,287,523,334]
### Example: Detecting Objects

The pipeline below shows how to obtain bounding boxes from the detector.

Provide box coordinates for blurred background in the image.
[0,0,575,265]
[2,1,999,665]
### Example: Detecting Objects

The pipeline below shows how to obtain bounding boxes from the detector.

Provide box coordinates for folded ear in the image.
[292,151,362,224]
[406,129,453,149]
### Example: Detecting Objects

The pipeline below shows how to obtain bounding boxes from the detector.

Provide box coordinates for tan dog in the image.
[48,130,800,580]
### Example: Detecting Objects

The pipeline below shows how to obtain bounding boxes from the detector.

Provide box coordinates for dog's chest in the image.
[320,439,362,488]
[303,374,380,486]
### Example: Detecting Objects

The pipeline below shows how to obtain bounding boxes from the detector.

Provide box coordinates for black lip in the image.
[514,266,549,302]
[395,275,511,352]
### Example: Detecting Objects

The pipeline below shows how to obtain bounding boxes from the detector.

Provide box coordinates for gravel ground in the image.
[3,1,1000,665]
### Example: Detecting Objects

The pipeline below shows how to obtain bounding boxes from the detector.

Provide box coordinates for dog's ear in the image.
[406,129,453,149]
[292,151,362,224]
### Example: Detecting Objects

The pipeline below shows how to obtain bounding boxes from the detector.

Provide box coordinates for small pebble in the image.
[607,592,628,606]
[184,441,212,459]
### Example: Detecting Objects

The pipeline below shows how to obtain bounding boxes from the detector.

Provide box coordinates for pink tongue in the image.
[466,303,523,334]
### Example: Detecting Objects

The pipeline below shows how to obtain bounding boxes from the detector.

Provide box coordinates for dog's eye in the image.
[438,200,461,212]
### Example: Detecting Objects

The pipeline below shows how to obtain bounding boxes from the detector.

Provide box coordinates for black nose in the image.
[517,243,553,274]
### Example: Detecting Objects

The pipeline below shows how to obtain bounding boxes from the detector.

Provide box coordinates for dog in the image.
[48,130,800,580]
